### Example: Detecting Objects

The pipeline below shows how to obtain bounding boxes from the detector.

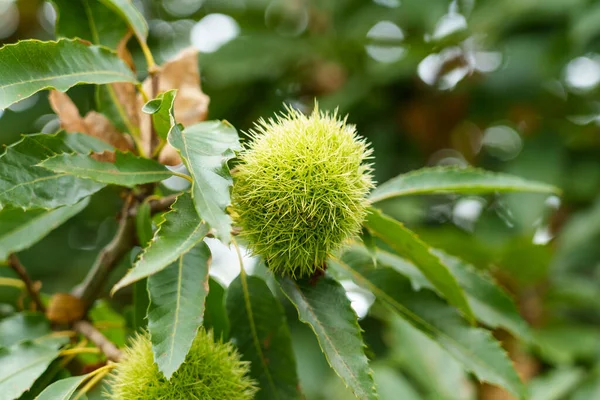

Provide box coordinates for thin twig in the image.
[73,320,123,362]
[128,193,178,217]
[72,195,136,311]
[8,254,46,312]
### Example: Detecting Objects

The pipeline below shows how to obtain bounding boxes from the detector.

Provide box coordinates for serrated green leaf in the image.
[278,276,377,400]
[369,166,561,202]
[341,245,531,342]
[204,278,229,340]
[387,317,468,400]
[148,242,211,379]
[38,152,175,188]
[227,274,300,400]
[0,132,111,210]
[143,90,176,140]
[168,120,241,242]
[35,373,89,400]
[364,208,474,322]
[0,313,51,348]
[50,0,128,49]
[0,198,88,262]
[333,262,526,399]
[0,341,64,400]
[99,0,148,42]
[112,193,208,293]
[435,250,531,342]
[0,39,137,110]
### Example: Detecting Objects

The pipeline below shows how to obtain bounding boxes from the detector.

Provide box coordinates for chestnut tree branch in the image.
[8,254,46,312]
[72,195,136,311]
[73,320,123,362]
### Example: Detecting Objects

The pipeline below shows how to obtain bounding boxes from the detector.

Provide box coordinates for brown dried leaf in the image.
[46,293,85,324]
[49,90,133,151]
[108,32,140,128]
[138,46,210,161]
[83,112,133,151]
[48,91,87,133]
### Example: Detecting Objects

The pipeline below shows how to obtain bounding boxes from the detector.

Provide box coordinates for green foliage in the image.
[168,120,241,242]
[36,373,90,400]
[365,207,474,321]
[39,152,176,187]
[98,0,148,43]
[107,329,258,400]
[333,263,526,399]
[227,273,300,400]
[0,39,137,110]
[233,107,374,277]
[0,132,111,209]
[279,276,378,400]
[112,193,208,292]
[143,89,177,140]
[0,199,88,262]
[51,0,127,49]
[369,166,561,203]
[147,242,211,379]
[2,1,594,398]
[0,327,69,400]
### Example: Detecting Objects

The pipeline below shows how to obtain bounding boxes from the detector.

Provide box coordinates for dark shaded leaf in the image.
[227,274,300,400]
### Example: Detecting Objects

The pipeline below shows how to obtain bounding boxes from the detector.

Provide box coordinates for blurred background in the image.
[2,0,600,398]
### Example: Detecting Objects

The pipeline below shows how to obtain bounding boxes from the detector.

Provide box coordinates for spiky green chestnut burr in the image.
[107,329,257,399]
[232,105,374,277]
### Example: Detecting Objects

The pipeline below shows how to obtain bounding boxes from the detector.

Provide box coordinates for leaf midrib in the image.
[0,70,134,91]
[334,259,519,394]
[286,280,365,397]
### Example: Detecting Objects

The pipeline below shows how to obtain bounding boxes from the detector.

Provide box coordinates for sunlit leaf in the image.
[147,242,211,379]
[39,152,175,187]
[142,89,177,140]
[112,193,208,293]
[278,276,377,400]
[333,262,526,399]
[364,208,474,321]
[0,132,111,210]
[35,373,89,400]
[168,120,241,242]
[0,39,137,110]
[370,167,561,203]
[227,274,300,400]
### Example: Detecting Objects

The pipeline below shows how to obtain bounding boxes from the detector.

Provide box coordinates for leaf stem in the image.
[72,194,136,311]
[72,363,117,400]
[60,347,102,356]
[8,254,46,312]
[73,320,123,362]
[0,277,25,290]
